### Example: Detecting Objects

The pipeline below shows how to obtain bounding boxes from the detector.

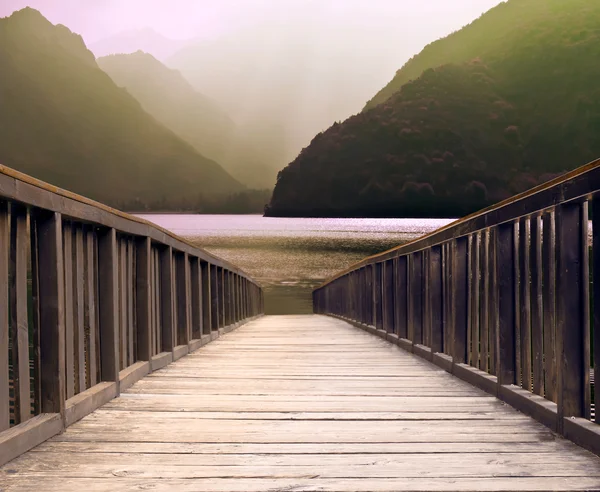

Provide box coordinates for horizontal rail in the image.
[314,158,600,456]
[0,164,264,465]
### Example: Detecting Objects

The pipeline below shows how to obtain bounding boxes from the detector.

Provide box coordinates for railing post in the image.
[556,201,591,427]
[518,217,532,390]
[453,238,468,364]
[430,245,443,354]
[0,203,8,429]
[497,222,516,386]
[411,252,424,345]
[175,252,190,346]
[36,211,66,417]
[190,258,202,340]
[201,261,212,335]
[160,246,175,353]
[135,237,152,362]
[210,264,219,331]
[98,227,120,384]
[396,257,408,339]
[592,194,600,424]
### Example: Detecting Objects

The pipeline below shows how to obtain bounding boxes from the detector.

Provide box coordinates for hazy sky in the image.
[1,1,505,47]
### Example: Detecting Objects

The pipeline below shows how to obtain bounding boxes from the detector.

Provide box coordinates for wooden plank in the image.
[594,194,600,424]
[488,227,498,376]
[201,262,211,335]
[127,240,135,366]
[542,210,557,402]
[556,201,590,423]
[135,238,152,362]
[84,229,97,387]
[453,238,468,363]
[119,238,127,370]
[29,210,41,415]
[429,246,442,353]
[471,233,480,369]
[74,226,86,393]
[530,215,544,396]
[97,228,119,383]
[0,202,9,431]
[497,221,516,385]
[518,217,532,391]
[36,212,65,415]
[10,205,30,424]
[479,229,489,373]
[63,223,74,399]
[160,246,175,352]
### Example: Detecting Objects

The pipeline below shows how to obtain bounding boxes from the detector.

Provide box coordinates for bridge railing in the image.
[314,158,600,456]
[0,165,264,465]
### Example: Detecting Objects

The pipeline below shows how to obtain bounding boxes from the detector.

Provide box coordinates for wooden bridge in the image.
[0,162,600,490]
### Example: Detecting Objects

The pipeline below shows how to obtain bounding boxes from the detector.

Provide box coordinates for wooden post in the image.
[470,234,480,368]
[190,258,201,340]
[10,205,30,423]
[218,267,225,328]
[530,215,544,395]
[365,265,374,326]
[488,228,498,376]
[74,226,86,391]
[0,203,9,429]
[374,263,383,330]
[84,229,98,387]
[136,237,152,361]
[36,211,66,416]
[497,222,516,386]
[453,238,468,364]
[210,264,219,331]
[383,260,395,333]
[480,230,490,373]
[160,246,175,352]
[98,228,119,383]
[423,250,431,347]
[593,194,600,424]
[175,252,190,346]
[430,245,443,353]
[396,257,408,339]
[518,217,532,391]
[543,211,557,401]
[556,201,590,424]
[201,262,212,334]
[412,252,424,345]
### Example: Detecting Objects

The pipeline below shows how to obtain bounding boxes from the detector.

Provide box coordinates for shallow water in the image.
[136,215,455,314]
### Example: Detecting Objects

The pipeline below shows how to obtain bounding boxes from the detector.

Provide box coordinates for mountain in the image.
[266,0,600,218]
[89,28,190,60]
[98,52,274,188]
[167,23,402,176]
[0,8,243,210]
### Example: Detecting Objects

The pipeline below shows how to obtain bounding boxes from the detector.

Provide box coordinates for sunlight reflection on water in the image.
[136,215,455,314]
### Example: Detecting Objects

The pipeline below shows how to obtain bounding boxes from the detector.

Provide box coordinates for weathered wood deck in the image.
[1,315,600,491]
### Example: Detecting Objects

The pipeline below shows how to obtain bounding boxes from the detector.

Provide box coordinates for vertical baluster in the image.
[413,252,424,345]
[74,226,86,390]
[63,222,74,399]
[175,253,189,346]
[9,205,30,422]
[497,222,516,385]
[210,265,219,331]
[98,228,119,383]
[374,263,383,330]
[127,240,135,365]
[556,201,590,424]
[530,215,544,395]
[480,230,490,373]
[488,227,498,376]
[29,212,41,414]
[518,217,532,391]
[218,268,225,328]
[190,258,201,340]
[84,229,98,387]
[423,250,431,347]
[396,257,408,340]
[136,238,152,362]
[119,238,127,369]
[201,262,212,334]
[160,246,175,353]
[365,265,373,326]
[430,246,443,354]
[37,212,65,416]
[514,222,522,386]
[593,194,600,423]
[471,233,480,369]
[0,203,8,429]
[453,238,468,364]
[383,260,395,333]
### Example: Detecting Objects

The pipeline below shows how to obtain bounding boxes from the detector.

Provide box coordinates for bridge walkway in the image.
[1,315,600,491]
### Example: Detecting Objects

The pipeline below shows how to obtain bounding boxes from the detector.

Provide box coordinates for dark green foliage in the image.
[266,0,600,217]
[0,9,244,210]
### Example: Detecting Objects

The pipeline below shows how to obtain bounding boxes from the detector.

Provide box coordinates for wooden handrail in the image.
[0,164,264,466]
[314,157,600,456]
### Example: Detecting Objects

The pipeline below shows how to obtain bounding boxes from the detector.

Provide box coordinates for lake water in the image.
[136,215,455,314]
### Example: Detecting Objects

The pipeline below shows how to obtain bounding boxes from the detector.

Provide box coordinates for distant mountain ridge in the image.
[266,0,600,217]
[90,28,192,60]
[0,8,243,210]
[98,51,274,188]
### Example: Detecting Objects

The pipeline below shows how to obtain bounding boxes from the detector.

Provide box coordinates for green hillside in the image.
[266,0,600,217]
[98,52,274,189]
[0,8,243,210]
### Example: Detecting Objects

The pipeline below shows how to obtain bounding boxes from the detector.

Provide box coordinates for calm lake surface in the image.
[136,215,455,314]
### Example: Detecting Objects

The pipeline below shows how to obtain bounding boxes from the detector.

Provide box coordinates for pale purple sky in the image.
[1,0,505,45]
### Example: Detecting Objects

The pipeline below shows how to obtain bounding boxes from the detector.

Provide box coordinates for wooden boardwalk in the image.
[1,315,600,491]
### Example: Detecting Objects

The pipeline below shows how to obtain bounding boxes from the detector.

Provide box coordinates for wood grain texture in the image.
[2,315,599,491]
